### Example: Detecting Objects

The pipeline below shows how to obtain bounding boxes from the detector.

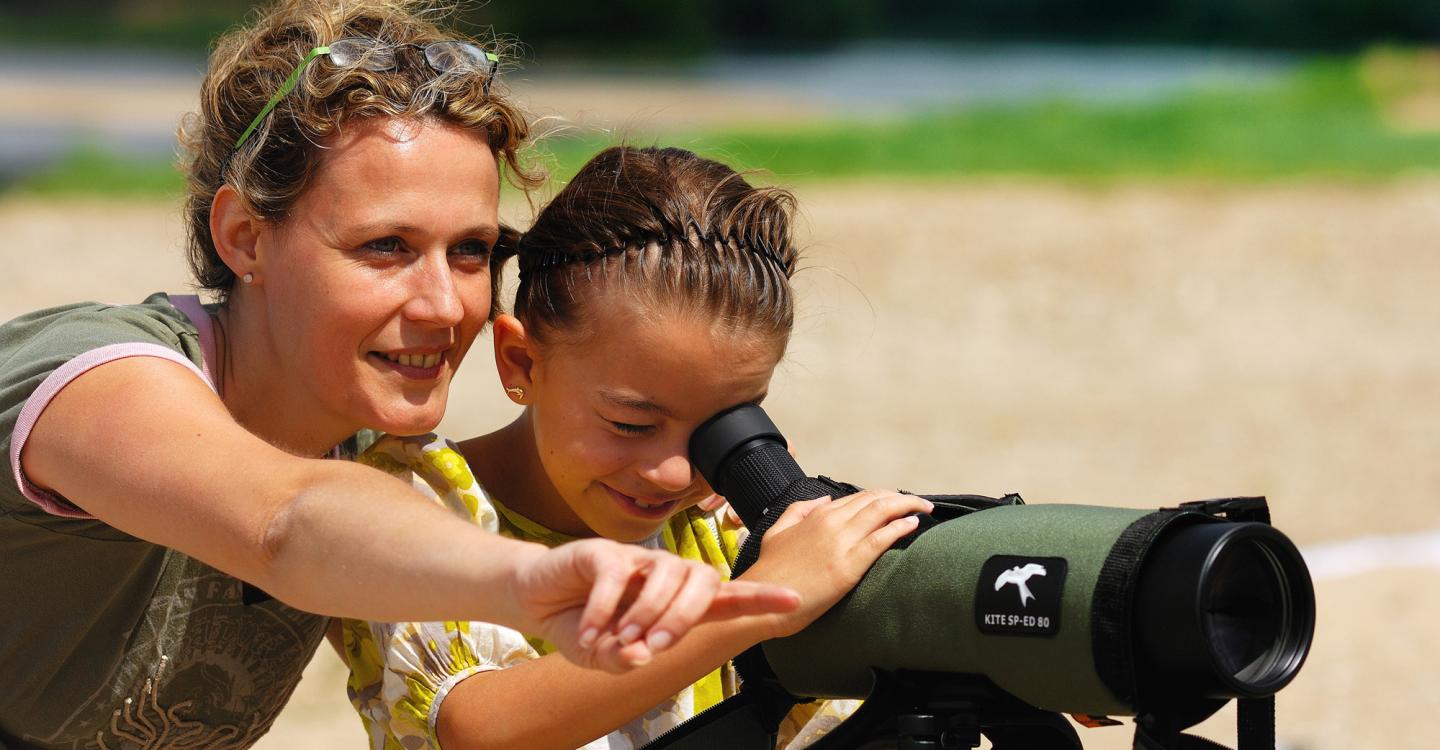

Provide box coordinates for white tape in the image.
[1301,528,1440,581]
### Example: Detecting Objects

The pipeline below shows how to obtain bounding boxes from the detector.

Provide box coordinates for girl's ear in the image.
[493,314,539,399]
[210,184,263,283]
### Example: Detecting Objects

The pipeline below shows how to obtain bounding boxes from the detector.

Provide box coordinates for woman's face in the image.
[522,304,784,542]
[254,117,500,436]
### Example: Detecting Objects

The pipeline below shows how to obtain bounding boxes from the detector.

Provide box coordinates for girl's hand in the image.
[739,490,933,639]
[697,494,743,527]
[513,539,800,672]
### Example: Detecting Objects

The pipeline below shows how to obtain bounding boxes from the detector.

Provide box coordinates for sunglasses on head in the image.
[233,37,500,151]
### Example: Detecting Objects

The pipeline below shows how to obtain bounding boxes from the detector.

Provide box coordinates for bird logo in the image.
[993,563,1048,607]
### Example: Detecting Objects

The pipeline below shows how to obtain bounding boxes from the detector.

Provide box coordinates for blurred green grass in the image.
[551,55,1440,182]
[12,146,190,198]
[11,52,1440,198]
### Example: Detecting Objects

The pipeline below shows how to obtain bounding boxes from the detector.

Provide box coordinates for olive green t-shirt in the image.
[0,293,329,749]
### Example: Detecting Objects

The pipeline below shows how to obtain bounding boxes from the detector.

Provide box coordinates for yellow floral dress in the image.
[342,433,856,750]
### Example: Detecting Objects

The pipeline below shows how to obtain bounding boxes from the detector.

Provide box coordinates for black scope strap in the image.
[1091,509,1200,705]
[1133,698,1274,750]
[1237,696,1276,750]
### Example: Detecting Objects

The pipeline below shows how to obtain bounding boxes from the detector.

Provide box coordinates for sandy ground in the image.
[2,179,1436,749]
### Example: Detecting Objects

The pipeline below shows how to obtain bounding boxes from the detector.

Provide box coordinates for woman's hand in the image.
[739,490,933,639]
[512,539,800,672]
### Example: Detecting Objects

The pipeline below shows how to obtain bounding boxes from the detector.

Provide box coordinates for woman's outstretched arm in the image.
[20,357,795,671]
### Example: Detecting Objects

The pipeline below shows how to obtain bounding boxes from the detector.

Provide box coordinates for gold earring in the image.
[504,385,525,400]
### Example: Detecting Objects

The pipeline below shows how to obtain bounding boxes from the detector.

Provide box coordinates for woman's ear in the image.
[210,184,263,283]
[493,314,538,402]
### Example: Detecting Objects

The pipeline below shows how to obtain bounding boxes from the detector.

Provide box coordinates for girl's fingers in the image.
[866,513,923,554]
[697,494,745,528]
[697,493,727,512]
[767,496,832,535]
[850,492,933,529]
[826,488,893,514]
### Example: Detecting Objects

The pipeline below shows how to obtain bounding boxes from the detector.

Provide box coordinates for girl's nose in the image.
[641,451,694,494]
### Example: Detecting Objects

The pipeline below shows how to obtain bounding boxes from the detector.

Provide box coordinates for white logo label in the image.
[993,563,1048,607]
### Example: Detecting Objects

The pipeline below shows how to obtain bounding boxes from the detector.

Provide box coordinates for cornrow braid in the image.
[508,146,800,348]
[517,232,791,281]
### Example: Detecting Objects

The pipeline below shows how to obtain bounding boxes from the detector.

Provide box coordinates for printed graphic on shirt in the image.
[31,553,327,750]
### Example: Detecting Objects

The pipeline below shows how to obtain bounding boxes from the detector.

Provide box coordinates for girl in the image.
[344,146,929,749]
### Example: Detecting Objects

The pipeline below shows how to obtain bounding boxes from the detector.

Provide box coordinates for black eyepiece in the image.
[690,404,787,489]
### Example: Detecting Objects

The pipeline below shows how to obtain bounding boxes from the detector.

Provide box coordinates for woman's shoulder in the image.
[0,293,211,517]
[0,293,201,365]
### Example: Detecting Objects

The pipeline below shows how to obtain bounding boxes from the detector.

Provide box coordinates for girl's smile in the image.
[599,484,684,520]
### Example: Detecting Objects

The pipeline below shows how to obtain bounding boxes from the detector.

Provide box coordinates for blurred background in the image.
[2,1,1437,748]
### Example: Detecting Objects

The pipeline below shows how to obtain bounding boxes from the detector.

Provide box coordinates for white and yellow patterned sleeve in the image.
[343,434,543,750]
[777,698,864,749]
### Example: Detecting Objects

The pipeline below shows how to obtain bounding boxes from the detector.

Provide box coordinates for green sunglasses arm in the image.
[233,45,330,151]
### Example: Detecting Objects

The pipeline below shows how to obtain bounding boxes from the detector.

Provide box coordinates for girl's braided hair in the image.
[503,146,800,348]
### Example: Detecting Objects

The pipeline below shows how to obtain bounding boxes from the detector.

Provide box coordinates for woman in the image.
[343,146,927,749]
[0,3,792,747]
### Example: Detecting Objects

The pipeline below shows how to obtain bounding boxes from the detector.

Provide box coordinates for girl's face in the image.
[510,303,784,542]
[253,117,500,436]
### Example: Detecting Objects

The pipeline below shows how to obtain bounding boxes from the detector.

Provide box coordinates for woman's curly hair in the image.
[179,0,538,306]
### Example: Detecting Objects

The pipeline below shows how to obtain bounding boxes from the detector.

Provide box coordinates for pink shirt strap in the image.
[8,297,217,518]
[168,294,218,386]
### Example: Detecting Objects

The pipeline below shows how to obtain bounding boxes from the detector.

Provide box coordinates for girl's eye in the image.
[610,421,654,436]
[452,239,492,259]
[364,236,403,254]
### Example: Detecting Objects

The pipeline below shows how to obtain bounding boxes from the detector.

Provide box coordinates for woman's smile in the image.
[369,348,451,381]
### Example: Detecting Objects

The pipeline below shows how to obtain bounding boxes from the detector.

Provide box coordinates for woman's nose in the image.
[404,252,465,326]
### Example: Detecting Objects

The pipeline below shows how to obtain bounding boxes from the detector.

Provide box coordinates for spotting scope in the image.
[666,404,1316,750]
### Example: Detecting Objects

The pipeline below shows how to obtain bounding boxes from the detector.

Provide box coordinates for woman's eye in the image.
[610,421,654,436]
[452,239,492,259]
[363,236,403,254]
